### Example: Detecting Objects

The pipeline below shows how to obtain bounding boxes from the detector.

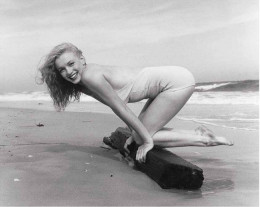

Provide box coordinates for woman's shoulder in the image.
[81,64,113,90]
[81,64,102,80]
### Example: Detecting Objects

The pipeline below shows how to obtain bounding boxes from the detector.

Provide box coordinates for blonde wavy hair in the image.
[37,43,83,111]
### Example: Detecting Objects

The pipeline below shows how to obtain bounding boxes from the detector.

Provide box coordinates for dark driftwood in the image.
[103,127,204,189]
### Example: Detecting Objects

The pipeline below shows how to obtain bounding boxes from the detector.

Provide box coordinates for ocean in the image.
[0,80,258,131]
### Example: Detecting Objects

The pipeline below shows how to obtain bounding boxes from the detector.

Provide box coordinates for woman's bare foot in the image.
[195,125,234,146]
[206,136,234,146]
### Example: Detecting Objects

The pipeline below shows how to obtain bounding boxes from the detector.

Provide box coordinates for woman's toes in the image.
[215,136,234,146]
[204,136,233,146]
[205,131,215,138]
[195,126,204,135]
[195,129,201,136]
[195,125,216,139]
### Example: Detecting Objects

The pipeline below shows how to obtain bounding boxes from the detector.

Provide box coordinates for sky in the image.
[0,0,258,93]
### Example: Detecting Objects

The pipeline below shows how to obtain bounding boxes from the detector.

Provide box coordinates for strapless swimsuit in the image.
[116,66,195,104]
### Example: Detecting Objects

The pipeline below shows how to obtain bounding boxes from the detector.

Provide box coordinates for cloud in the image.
[1,0,258,47]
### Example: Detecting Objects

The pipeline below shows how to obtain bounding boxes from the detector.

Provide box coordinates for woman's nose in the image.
[65,66,73,74]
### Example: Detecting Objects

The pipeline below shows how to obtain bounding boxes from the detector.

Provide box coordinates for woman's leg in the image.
[131,86,233,147]
[152,127,233,147]
[138,98,154,120]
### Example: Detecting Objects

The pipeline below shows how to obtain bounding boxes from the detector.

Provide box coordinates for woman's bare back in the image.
[86,63,140,91]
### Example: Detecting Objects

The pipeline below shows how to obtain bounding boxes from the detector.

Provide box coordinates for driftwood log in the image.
[103,127,204,189]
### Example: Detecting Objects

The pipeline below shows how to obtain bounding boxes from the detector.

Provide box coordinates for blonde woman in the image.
[38,43,233,163]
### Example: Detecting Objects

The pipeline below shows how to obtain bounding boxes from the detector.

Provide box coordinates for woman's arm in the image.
[80,86,108,106]
[81,71,153,162]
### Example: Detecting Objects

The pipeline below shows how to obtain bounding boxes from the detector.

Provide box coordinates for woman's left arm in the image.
[81,72,153,162]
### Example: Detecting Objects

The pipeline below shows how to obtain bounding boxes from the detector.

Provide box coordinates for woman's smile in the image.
[67,71,78,80]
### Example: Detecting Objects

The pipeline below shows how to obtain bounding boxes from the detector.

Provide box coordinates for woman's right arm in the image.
[80,71,154,162]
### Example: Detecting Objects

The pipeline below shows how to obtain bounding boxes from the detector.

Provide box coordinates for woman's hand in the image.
[136,141,154,163]
[124,136,133,155]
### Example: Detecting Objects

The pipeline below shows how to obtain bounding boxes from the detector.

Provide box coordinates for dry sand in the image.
[0,107,258,206]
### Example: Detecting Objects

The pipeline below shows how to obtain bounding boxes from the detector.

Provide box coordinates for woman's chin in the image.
[73,78,81,84]
[67,77,81,84]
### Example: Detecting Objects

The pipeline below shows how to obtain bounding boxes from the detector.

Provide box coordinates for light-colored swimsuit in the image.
[116,66,195,103]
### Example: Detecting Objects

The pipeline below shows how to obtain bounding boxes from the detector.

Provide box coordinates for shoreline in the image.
[0,100,258,132]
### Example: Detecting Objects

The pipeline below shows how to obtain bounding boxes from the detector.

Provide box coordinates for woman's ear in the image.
[80,55,86,65]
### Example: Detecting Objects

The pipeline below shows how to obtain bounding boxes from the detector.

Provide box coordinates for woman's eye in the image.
[69,62,74,66]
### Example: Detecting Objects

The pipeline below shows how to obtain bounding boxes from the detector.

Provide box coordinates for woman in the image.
[38,43,233,163]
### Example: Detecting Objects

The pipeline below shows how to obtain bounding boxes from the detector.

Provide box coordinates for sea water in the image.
[0,80,258,131]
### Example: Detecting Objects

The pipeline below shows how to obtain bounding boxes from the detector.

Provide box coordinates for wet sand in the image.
[0,107,258,206]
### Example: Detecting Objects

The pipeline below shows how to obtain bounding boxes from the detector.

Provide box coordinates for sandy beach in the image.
[0,104,258,206]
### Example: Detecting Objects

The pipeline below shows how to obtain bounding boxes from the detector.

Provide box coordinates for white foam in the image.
[0,91,97,102]
[188,92,259,105]
[229,118,259,121]
[176,116,258,131]
[0,91,51,101]
[195,82,232,91]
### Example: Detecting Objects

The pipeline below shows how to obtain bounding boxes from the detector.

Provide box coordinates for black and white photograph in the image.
[0,0,258,206]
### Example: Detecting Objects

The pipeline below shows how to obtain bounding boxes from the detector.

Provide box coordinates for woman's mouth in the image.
[68,72,78,80]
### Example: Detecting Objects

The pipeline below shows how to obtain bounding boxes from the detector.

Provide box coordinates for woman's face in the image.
[55,51,86,84]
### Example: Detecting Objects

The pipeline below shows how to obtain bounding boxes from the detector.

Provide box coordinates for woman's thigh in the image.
[133,86,195,143]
